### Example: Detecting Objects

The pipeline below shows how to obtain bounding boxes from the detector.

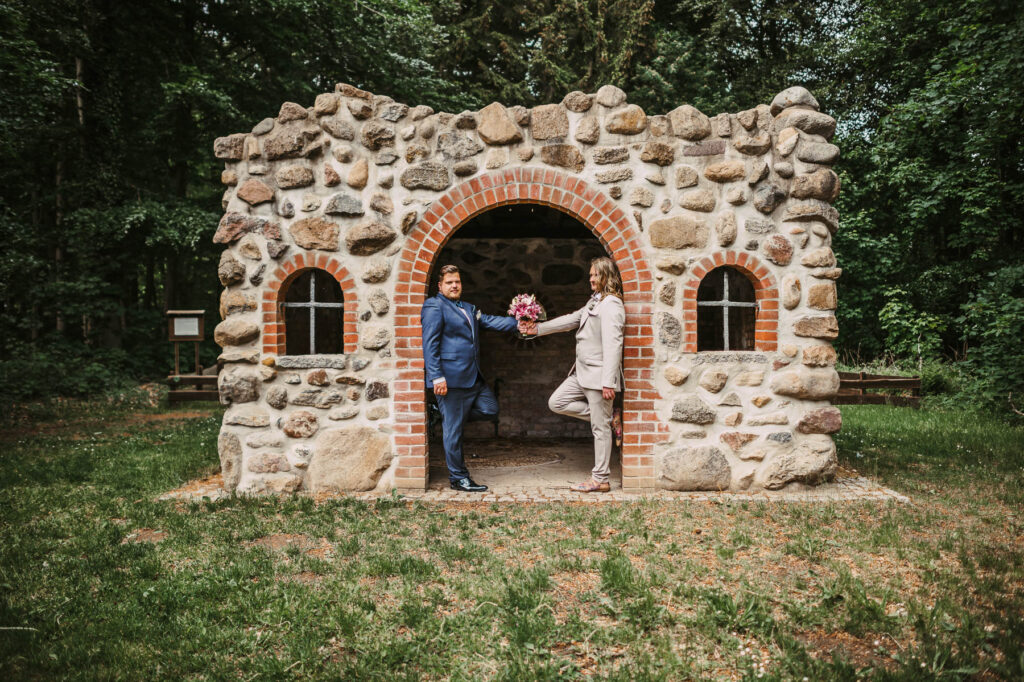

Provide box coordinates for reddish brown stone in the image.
[721,432,757,450]
[236,179,274,205]
[796,407,842,434]
[763,234,793,265]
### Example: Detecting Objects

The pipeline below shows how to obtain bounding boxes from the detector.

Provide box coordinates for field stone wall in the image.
[212,83,842,494]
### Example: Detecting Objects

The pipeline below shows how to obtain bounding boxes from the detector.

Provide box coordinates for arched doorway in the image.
[426,204,611,486]
[390,168,666,492]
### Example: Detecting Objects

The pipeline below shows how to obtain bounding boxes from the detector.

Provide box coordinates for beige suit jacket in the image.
[536,294,625,391]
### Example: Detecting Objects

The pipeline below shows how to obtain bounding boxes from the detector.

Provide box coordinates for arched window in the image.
[697,266,757,351]
[282,269,344,355]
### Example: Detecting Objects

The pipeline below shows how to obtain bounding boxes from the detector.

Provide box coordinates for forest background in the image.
[1,0,1021,416]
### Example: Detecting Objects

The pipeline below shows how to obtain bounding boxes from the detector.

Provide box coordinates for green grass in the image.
[1,403,1022,679]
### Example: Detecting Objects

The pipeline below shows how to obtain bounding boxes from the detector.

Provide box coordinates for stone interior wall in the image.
[211,81,843,494]
[435,235,604,439]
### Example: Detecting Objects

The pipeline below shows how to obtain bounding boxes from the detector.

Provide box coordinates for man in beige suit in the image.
[522,257,625,492]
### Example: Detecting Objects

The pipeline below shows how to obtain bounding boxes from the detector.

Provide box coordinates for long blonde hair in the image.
[591,257,622,299]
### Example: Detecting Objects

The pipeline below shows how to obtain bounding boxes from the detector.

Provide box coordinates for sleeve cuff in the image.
[432,377,446,386]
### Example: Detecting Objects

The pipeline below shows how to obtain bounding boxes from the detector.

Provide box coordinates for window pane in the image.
[726,268,755,302]
[313,270,342,304]
[728,306,756,351]
[697,269,725,301]
[314,307,343,354]
[285,307,311,355]
[285,271,314,304]
[697,306,725,351]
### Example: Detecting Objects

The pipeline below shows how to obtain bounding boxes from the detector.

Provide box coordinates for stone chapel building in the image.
[212,83,843,494]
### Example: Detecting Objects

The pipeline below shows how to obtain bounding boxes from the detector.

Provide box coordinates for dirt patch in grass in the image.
[122,528,168,544]
[796,630,896,670]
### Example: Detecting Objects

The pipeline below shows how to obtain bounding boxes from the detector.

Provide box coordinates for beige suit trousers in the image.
[548,373,614,483]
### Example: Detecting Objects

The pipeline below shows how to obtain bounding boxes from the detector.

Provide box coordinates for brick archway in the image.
[390,167,667,491]
[681,251,779,353]
[262,253,359,356]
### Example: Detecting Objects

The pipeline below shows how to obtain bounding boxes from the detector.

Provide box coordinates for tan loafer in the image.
[571,479,610,493]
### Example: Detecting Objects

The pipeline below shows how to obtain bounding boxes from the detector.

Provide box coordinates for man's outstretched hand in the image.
[518,320,538,336]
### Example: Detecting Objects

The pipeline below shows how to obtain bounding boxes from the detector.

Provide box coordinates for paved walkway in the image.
[161,438,909,505]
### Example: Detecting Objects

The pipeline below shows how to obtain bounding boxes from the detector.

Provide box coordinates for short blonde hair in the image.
[590,257,622,299]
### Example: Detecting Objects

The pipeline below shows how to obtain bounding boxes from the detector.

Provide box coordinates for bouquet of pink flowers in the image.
[508,293,545,322]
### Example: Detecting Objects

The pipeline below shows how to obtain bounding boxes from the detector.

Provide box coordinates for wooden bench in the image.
[167,374,219,403]
[834,371,921,408]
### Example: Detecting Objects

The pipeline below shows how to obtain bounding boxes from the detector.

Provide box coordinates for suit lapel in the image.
[440,294,474,338]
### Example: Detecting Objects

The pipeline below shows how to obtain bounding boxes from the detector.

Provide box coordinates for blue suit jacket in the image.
[421,293,517,389]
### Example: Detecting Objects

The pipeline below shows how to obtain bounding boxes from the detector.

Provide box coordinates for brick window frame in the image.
[681,252,779,353]
[262,253,359,356]
[391,168,668,492]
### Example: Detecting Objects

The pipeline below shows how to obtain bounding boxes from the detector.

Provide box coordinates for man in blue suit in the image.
[421,264,521,492]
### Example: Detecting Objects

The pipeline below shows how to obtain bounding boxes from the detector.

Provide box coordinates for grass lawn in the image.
[1,401,1021,679]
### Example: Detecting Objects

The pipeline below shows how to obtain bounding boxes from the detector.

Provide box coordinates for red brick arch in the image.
[262,253,359,356]
[681,251,779,353]
[390,167,668,491]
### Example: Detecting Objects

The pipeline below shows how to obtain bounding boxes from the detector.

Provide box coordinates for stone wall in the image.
[213,83,842,494]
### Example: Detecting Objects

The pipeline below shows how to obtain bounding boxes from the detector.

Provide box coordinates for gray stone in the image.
[655,256,687,275]
[378,102,409,122]
[328,406,359,421]
[530,104,569,139]
[283,373,301,384]
[593,146,629,164]
[797,142,840,165]
[346,221,396,256]
[595,84,627,108]
[266,386,288,410]
[562,91,594,112]
[351,357,371,371]
[252,118,275,136]
[679,189,715,212]
[781,274,802,309]
[366,381,389,401]
[307,426,394,492]
[671,396,716,424]
[247,452,290,474]
[219,349,260,364]
[719,392,741,407]
[753,184,787,214]
[277,355,347,369]
[682,141,725,156]
[747,412,789,426]
[769,368,840,399]
[361,258,391,283]
[290,217,340,251]
[770,86,820,116]
[734,135,771,155]
[793,315,839,339]
[361,325,391,350]
[668,105,711,140]
[360,121,395,150]
[540,144,585,173]
[282,410,319,438]
[218,432,242,490]
[214,213,280,243]
[659,282,676,306]
[767,432,793,444]
[715,210,737,246]
[658,312,682,347]
[291,389,346,408]
[629,187,654,207]
[675,165,699,188]
[574,117,601,144]
[276,199,295,218]
[320,117,355,140]
[437,132,484,160]
[774,161,794,178]
[324,193,364,216]
[658,446,731,491]
[246,432,283,449]
[596,167,632,183]
[214,318,259,347]
[275,165,314,189]
[756,435,837,490]
[224,406,270,427]
[368,289,390,315]
[649,215,707,249]
[791,168,841,202]
[375,150,398,165]
[248,264,266,286]
[218,251,245,286]
[218,369,259,405]
[711,112,732,137]
[774,108,836,139]
[744,217,775,234]
[400,161,450,191]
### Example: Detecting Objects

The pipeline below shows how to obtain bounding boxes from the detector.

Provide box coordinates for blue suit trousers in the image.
[435,378,499,482]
